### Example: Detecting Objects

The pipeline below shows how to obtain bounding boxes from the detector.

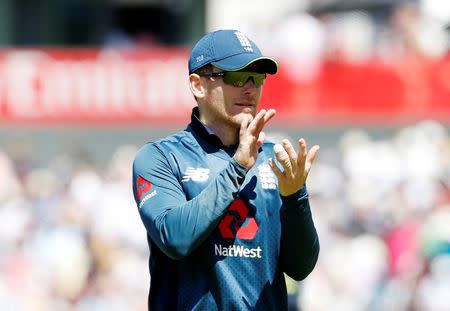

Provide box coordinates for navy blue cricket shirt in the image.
[132,107,319,310]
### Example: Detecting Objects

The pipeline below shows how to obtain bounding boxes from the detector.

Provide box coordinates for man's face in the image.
[198,65,263,130]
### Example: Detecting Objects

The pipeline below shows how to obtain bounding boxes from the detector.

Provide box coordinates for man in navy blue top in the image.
[132,29,320,310]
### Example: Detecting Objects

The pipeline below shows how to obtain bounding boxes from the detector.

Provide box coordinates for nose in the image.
[242,78,257,93]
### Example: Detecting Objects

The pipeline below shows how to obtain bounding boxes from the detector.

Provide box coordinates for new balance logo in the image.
[182,167,210,182]
[234,31,253,52]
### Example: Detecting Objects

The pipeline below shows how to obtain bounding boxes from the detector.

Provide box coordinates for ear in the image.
[189,74,206,99]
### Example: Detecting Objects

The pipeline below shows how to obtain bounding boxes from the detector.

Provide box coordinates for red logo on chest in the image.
[218,199,258,240]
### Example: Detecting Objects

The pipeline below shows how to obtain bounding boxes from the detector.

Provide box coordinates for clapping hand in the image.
[233,109,276,170]
[269,139,319,196]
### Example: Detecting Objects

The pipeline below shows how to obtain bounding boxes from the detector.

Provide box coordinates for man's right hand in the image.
[233,109,276,169]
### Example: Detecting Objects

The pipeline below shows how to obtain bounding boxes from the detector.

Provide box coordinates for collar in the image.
[187,107,239,152]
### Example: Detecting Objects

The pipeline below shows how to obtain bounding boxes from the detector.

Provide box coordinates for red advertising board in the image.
[0,48,448,126]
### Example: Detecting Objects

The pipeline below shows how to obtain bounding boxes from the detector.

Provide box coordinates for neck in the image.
[200,118,239,147]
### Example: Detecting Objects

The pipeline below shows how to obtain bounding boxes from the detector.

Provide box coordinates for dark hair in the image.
[194,64,214,75]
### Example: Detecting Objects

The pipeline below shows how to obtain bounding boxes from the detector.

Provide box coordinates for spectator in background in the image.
[388,2,448,59]
[132,29,320,310]
[268,10,326,82]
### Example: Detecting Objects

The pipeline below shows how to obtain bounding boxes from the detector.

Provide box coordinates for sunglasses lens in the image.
[253,74,265,87]
[223,72,266,87]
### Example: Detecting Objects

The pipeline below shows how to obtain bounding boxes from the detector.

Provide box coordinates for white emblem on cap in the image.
[196,55,204,63]
[234,32,253,52]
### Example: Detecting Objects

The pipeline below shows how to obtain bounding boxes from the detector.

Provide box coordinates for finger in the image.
[249,108,275,135]
[282,139,297,171]
[297,138,307,169]
[239,115,251,139]
[268,158,283,179]
[262,108,276,124]
[256,131,265,149]
[305,145,320,172]
[274,143,292,171]
[247,109,266,134]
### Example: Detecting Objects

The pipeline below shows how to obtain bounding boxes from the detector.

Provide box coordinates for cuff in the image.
[280,186,309,208]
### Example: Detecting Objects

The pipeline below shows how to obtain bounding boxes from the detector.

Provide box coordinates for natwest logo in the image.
[218,199,258,240]
[214,244,262,258]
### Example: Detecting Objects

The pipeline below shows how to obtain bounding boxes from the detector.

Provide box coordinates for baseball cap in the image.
[188,29,278,75]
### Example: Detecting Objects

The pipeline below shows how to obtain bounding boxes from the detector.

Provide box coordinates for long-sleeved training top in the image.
[132,107,319,311]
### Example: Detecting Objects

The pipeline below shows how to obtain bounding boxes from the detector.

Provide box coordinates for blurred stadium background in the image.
[0,0,449,310]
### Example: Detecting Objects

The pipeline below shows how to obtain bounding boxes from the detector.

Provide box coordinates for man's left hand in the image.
[269,138,319,197]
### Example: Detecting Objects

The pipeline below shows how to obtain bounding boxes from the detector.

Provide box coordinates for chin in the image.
[232,112,255,127]
[237,106,257,115]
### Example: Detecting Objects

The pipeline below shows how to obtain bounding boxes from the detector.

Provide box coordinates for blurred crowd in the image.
[107,1,450,70]
[231,1,450,83]
[1,120,449,311]
[298,120,450,311]
[0,143,148,310]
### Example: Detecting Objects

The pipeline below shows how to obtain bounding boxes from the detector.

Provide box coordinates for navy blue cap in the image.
[188,29,278,75]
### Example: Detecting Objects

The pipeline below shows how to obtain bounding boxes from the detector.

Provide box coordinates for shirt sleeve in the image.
[132,143,248,260]
[279,187,320,281]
